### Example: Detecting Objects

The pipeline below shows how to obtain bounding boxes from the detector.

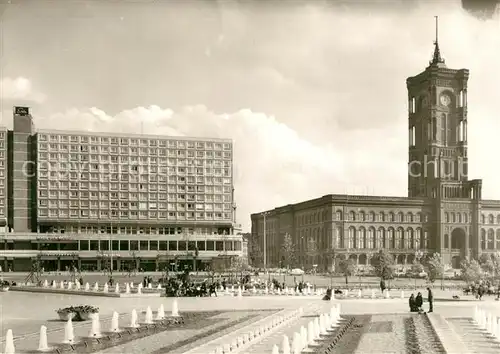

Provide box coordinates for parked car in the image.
[290,268,305,276]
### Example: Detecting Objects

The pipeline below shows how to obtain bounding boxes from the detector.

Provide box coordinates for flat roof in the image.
[34,128,233,143]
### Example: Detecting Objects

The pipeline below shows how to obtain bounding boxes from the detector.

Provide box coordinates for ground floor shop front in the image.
[1,256,227,273]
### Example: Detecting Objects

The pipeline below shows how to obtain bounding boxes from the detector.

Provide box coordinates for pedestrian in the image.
[426,287,433,313]
[380,279,386,293]
[409,293,417,312]
[415,292,423,313]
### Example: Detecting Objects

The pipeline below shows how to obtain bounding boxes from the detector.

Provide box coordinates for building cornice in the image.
[251,194,430,219]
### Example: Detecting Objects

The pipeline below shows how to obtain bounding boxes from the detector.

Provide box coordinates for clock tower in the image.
[406,17,482,261]
[406,18,480,201]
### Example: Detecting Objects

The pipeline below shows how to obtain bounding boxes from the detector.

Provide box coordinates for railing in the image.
[0,232,243,241]
[0,249,243,258]
[332,248,432,253]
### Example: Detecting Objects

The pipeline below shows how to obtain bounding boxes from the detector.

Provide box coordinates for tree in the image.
[478,253,500,280]
[249,240,263,267]
[231,256,249,282]
[424,252,444,284]
[370,250,395,280]
[461,258,484,284]
[323,248,337,273]
[408,260,425,288]
[338,258,357,285]
[408,260,424,277]
[280,234,296,269]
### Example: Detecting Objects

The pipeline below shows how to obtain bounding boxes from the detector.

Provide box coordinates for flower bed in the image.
[56,305,99,321]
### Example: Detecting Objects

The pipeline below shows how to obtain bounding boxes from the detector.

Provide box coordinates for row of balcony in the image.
[0,249,242,259]
[0,232,243,241]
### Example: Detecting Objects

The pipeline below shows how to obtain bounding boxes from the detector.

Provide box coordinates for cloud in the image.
[35,105,367,230]
[6,0,500,231]
[0,77,46,103]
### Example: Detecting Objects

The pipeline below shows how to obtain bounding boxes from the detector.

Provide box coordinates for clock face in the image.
[440,94,451,107]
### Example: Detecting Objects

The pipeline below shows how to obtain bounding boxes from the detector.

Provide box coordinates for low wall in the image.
[11,286,161,298]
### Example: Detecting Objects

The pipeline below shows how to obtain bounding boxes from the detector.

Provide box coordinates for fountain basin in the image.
[57,312,76,321]
[10,286,161,298]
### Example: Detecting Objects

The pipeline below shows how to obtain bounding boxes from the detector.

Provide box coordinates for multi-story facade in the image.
[0,107,243,271]
[250,28,499,271]
[0,126,7,226]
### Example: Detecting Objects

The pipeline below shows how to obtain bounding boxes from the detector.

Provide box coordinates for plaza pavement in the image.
[0,271,465,289]
[1,291,500,353]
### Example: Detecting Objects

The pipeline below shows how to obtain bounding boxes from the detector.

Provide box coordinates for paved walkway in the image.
[96,311,267,354]
[447,317,500,353]
[354,314,407,354]
[2,291,499,353]
[231,304,324,354]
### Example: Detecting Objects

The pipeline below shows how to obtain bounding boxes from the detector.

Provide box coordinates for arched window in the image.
[348,227,356,249]
[388,228,395,248]
[397,212,404,222]
[389,212,395,222]
[408,228,414,249]
[336,228,344,248]
[481,214,486,224]
[359,227,366,249]
[415,228,421,249]
[359,211,365,222]
[407,213,413,223]
[396,228,405,249]
[444,212,449,223]
[349,211,356,221]
[336,210,343,221]
[497,215,500,224]
[464,213,468,223]
[481,229,486,250]
[377,228,385,248]
[369,211,376,222]
[457,213,462,223]
[379,212,385,222]
[432,117,437,140]
[423,230,429,248]
[489,214,494,224]
[451,213,456,223]
[368,227,376,249]
[440,114,447,142]
[488,229,495,250]
[496,230,500,250]
[416,212,422,223]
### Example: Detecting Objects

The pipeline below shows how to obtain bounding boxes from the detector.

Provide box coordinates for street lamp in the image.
[261,211,270,282]
[414,249,424,289]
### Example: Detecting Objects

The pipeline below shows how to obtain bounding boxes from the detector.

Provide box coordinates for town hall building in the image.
[250,22,500,271]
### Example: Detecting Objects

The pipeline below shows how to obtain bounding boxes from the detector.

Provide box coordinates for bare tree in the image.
[97,249,111,276]
[249,239,263,267]
[231,256,249,283]
[128,250,138,276]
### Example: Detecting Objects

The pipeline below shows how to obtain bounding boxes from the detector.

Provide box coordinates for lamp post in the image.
[300,235,305,282]
[414,249,424,290]
[261,211,270,282]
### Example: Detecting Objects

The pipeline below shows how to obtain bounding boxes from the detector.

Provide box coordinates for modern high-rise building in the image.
[250,22,500,271]
[0,107,243,272]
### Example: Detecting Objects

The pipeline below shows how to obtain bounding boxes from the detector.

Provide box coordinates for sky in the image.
[1,0,500,231]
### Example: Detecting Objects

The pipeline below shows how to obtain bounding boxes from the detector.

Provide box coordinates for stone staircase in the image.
[433,315,500,353]
[426,313,468,353]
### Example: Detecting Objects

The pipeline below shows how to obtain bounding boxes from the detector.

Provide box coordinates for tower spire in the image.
[430,16,445,65]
